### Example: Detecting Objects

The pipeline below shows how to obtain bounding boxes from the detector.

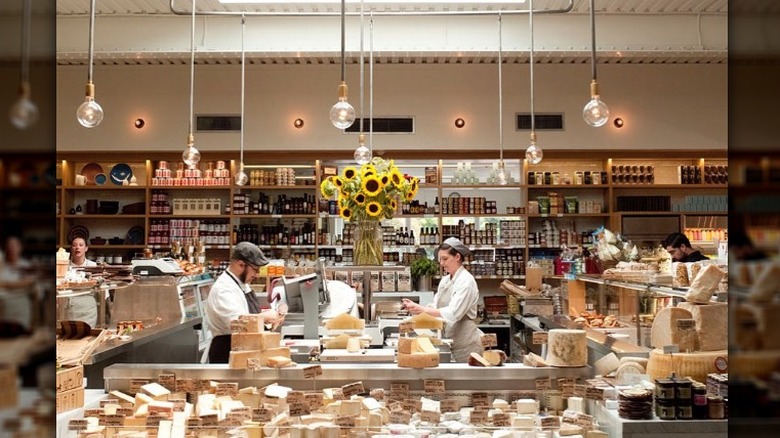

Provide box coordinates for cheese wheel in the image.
[615,361,646,384]
[483,350,507,366]
[545,329,587,367]
[593,353,620,376]
[650,307,693,349]
[677,302,727,351]
[231,332,281,352]
[618,356,649,367]
[523,352,548,367]
[645,348,726,383]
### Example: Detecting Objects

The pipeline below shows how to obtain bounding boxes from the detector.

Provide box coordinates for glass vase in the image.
[354,220,384,266]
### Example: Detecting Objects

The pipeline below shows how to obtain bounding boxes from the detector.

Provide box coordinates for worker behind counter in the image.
[402,237,484,362]
[205,242,284,364]
[664,232,710,263]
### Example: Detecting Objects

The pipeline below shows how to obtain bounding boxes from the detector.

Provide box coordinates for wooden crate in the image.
[56,386,85,413]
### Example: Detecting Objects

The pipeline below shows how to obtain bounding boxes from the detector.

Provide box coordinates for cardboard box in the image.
[56,386,85,413]
[56,365,84,393]
[381,271,397,292]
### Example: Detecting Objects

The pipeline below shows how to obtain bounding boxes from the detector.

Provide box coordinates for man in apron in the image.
[403,237,483,362]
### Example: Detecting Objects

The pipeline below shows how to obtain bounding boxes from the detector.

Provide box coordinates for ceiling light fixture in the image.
[329,0,356,129]
[525,0,543,165]
[495,13,507,186]
[134,118,145,129]
[294,118,305,128]
[182,0,202,169]
[454,118,465,129]
[234,14,249,186]
[9,0,38,130]
[76,0,104,128]
[614,117,624,128]
[353,0,371,165]
[582,0,609,127]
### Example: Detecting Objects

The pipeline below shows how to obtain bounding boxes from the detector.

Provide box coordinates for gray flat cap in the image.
[231,241,269,268]
[441,237,470,257]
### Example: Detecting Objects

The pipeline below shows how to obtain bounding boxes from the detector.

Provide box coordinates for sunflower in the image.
[342,166,358,180]
[320,178,334,198]
[339,207,353,220]
[390,169,404,187]
[353,192,367,206]
[406,190,415,202]
[380,174,390,187]
[332,176,344,188]
[366,201,382,217]
[361,164,377,178]
[361,175,383,197]
[389,198,398,211]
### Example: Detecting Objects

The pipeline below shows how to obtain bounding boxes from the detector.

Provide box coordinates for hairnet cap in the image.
[231,242,269,267]
[442,237,470,257]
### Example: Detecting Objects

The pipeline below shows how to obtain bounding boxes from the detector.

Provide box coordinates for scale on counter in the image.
[131,258,184,276]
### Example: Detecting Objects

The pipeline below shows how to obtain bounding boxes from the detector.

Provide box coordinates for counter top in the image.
[594,402,727,438]
[516,314,648,356]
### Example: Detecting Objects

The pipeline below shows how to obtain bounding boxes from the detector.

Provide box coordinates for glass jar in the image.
[692,383,708,419]
[676,403,693,420]
[657,400,676,420]
[707,395,725,419]
[674,378,692,400]
[655,379,675,401]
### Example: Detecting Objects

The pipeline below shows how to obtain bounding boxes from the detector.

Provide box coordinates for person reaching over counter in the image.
[205,242,284,363]
[664,232,709,263]
[402,237,483,362]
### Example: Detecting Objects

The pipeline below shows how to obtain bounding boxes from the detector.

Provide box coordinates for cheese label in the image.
[574,384,587,398]
[535,378,551,392]
[369,388,385,401]
[481,333,498,348]
[330,388,345,400]
[677,319,696,330]
[99,399,120,408]
[663,345,680,354]
[246,358,262,371]
[116,407,134,417]
[715,356,728,372]
[399,321,416,334]
[540,416,561,429]
[195,379,211,392]
[158,373,176,391]
[341,381,365,398]
[532,332,549,345]
[84,408,102,417]
[68,420,88,431]
[129,379,150,395]
[403,398,422,413]
[424,379,446,394]
[440,399,459,413]
[287,391,305,404]
[216,382,239,397]
[305,393,324,410]
[576,413,594,427]
[472,392,489,407]
[175,378,195,393]
[389,401,404,412]
[335,415,356,427]
[97,414,107,426]
[470,408,488,424]
[389,410,412,424]
[289,402,311,417]
[187,417,202,428]
[492,412,511,427]
[558,377,576,386]
[102,415,124,428]
[391,383,410,394]
[145,413,166,427]
[560,383,574,397]
[170,399,186,412]
[421,410,441,423]
[222,415,243,428]
[253,408,274,422]
[232,407,252,421]
[302,365,323,379]
[200,414,219,426]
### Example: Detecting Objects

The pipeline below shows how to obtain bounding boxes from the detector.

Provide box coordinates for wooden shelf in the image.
[153,186,231,190]
[62,214,146,219]
[61,185,147,190]
[233,214,317,219]
[85,245,146,250]
[441,184,524,189]
[528,185,608,189]
[611,184,725,189]
[149,214,226,219]
[237,185,316,190]
[527,213,609,218]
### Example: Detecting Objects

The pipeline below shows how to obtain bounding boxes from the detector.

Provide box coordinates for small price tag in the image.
[576,413,594,427]
[287,391,305,405]
[440,399,459,413]
[471,392,489,408]
[423,379,446,394]
[421,410,441,423]
[170,399,187,412]
[330,388,345,400]
[341,381,365,398]
[480,333,498,348]
[388,401,404,412]
[129,379,150,395]
[115,407,134,417]
[186,417,202,428]
[540,416,561,429]
[574,384,587,398]
[535,378,551,392]
[69,420,88,431]
[100,399,119,408]
[532,332,548,345]
[289,402,311,417]
[84,408,102,418]
[398,321,416,334]
[389,410,412,424]
[560,383,574,397]
[231,407,252,422]
[175,378,195,393]
[303,365,323,379]
[246,358,262,371]
[470,408,488,424]
[253,408,273,423]
[221,416,243,428]
[145,414,165,427]
[158,373,176,391]
[403,398,422,413]
[391,383,410,398]
[104,415,125,427]
[216,382,239,397]
[195,379,211,392]
[663,345,680,354]
[558,377,576,387]
[335,416,356,428]
[369,388,385,401]
[492,412,511,427]
[305,393,324,410]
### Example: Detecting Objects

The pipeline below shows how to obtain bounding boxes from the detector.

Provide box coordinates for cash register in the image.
[131,258,183,276]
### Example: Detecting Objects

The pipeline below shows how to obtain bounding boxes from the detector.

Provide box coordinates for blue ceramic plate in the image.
[109,163,133,185]
[94,173,107,185]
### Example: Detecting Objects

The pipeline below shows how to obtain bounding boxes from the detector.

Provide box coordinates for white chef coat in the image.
[433,266,483,362]
[205,270,251,337]
[65,258,99,327]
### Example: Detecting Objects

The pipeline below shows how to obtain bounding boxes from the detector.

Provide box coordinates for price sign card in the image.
[99,399,119,408]
[175,378,195,393]
[470,408,488,424]
[69,420,88,431]
[576,413,594,428]
[116,407,134,417]
[574,384,587,398]
[287,391,305,405]
[303,365,323,379]
[402,398,422,413]
[158,374,176,391]
[424,379,446,394]
[289,402,311,417]
[170,399,186,412]
[440,399,459,413]
[186,417,202,428]
[370,388,385,401]
[535,378,551,392]
[492,412,511,427]
[389,410,412,424]
[305,393,324,410]
[253,408,274,423]
[335,415,356,428]
[341,381,365,398]
[532,332,549,345]
[129,379,150,395]
[246,358,262,371]
[421,410,441,423]
[216,382,239,397]
[481,333,498,348]
[471,392,489,408]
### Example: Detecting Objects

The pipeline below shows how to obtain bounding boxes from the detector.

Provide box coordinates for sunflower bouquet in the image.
[320,157,420,222]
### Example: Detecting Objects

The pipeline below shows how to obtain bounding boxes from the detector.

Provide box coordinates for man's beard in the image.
[238,269,248,284]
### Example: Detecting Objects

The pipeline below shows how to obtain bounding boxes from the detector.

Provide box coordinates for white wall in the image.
[56,62,727,153]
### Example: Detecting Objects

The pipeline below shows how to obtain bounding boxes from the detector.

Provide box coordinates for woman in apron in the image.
[403,237,483,362]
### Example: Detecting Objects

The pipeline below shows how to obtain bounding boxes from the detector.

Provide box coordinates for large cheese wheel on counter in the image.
[650,307,693,349]
[646,348,726,383]
[676,302,727,351]
[545,329,587,367]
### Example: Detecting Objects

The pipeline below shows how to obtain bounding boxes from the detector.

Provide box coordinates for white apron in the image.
[435,269,484,362]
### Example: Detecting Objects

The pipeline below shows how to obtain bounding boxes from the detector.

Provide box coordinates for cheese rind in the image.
[141,382,171,400]
[546,329,587,367]
[231,332,281,351]
[650,307,694,349]
[228,347,291,369]
[397,352,439,368]
[685,264,725,303]
[646,348,726,383]
[676,302,727,351]
[397,337,414,354]
[325,313,365,330]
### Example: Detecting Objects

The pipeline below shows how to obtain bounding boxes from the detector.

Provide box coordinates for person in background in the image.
[205,242,284,363]
[663,232,710,262]
[2,236,31,274]
[65,236,99,326]
[0,236,33,330]
[402,237,483,362]
[728,230,768,261]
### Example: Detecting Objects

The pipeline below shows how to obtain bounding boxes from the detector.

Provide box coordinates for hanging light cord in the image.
[529,0,535,134]
[590,0,597,81]
[240,13,246,167]
[20,0,32,84]
[340,0,346,82]
[87,0,96,83]
[359,0,365,134]
[189,0,196,138]
[497,13,503,162]
[369,13,374,154]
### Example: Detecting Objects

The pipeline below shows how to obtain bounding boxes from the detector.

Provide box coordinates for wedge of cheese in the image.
[407,313,444,330]
[397,337,415,354]
[267,356,294,368]
[228,347,291,369]
[110,390,136,405]
[397,352,439,368]
[141,382,171,400]
[546,329,587,367]
[684,264,725,304]
[325,313,365,330]
[650,307,694,349]
[676,302,727,351]
[231,332,281,351]
[231,314,264,333]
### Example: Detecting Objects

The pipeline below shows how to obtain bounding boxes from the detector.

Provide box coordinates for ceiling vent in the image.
[196,115,241,132]
[516,113,564,131]
[344,117,414,134]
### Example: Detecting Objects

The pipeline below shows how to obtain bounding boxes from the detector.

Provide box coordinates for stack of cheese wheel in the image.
[645,349,726,384]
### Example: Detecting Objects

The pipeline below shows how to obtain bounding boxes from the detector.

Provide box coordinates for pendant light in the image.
[182,0,201,168]
[234,14,249,186]
[76,0,104,128]
[525,0,543,165]
[353,0,370,165]
[582,0,609,127]
[367,13,375,160]
[329,0,356,129]
[10,0,38,130]
[495,13,507,186]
